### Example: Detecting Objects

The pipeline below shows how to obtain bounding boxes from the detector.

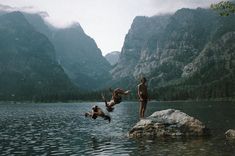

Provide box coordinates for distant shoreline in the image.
[0,98,234,104]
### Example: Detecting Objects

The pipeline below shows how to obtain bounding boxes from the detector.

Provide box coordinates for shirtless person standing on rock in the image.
[138,77,148,118]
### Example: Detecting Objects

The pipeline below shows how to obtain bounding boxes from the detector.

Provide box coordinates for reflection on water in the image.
[0,101,235,155]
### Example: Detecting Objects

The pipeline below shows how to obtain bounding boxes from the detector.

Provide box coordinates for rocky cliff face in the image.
[111,8,235,99]
[0,12,76,100]
[51,24,111,90]
[105,51,120,65]
[111,15,170,80]
[24,13,111,90]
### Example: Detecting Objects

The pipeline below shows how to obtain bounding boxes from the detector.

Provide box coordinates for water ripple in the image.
[0,101,235,155]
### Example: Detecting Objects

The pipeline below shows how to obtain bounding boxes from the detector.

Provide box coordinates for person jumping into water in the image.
[85,105,111,123]
[102,88,130,112]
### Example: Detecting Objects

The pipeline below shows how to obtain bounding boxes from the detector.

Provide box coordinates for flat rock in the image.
[225,129,235,139]
[128,109,210,138]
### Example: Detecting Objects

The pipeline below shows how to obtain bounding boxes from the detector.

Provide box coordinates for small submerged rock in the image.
[225,129,235,139]
[128,109,210,138]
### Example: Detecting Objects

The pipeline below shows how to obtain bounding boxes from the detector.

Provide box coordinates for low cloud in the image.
[149,0,222,15]
[0,4,48,18]
[0,0,223,55]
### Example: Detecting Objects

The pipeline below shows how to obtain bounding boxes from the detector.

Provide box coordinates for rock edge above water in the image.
[225,129,235,139]
[128,109,210,138]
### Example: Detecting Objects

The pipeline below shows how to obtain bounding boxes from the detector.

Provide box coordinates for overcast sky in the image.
[0,0,221,55]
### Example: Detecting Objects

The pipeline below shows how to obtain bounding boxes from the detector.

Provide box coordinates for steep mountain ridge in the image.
[0,11,76,101]
[105,51,120,65]
[111,8,235,99]
[52,24,111,89]
[23,13,111,90]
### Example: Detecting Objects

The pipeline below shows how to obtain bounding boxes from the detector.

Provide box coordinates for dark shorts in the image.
[140,99,148,103]
[114,96,122,104]
[103,115,111,121]
[92,115,97,119]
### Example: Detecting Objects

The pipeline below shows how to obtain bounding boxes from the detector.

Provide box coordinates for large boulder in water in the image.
[225,129,235,139]
[128,109,210,138]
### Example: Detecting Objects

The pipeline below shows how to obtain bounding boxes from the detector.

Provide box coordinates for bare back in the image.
[138,83,148,100]
[96,108,105,117]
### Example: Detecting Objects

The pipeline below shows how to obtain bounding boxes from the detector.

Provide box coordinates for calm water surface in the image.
[0,101,235,155]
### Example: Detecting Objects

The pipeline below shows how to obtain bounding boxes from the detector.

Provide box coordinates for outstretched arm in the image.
[114,88,130,95]
[85,110,99,117]
[85,112,92,117]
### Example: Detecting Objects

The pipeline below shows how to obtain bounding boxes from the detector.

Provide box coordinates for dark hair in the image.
[106,107,114,112]
[141,77,147,83]
[92,105,98,111]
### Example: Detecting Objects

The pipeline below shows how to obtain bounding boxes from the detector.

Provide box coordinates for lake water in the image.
[0,101,235,155]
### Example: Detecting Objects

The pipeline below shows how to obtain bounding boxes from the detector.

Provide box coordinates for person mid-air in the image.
[85,105,111,123]
[102,88,130,112]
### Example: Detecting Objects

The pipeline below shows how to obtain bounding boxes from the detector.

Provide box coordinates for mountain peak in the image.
[1,11,30,26]
[4,11,24,18]
[70,22,81,28]
[66,22,84,33]
[105,51,120,65]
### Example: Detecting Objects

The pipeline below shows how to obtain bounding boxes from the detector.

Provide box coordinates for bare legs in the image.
[103,115,111,123]
[102,94,114,112]
[102,94,109,107]
[139,101,147,118]
[113,88,130,95]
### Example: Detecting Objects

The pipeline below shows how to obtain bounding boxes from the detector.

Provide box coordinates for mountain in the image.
[105,51,120,65]
[111,15,171,88]
[111,8,235,100]
[0,11,77,101]
[23,13,112,90]
[23,12,52,38]
[51,24,111,90]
